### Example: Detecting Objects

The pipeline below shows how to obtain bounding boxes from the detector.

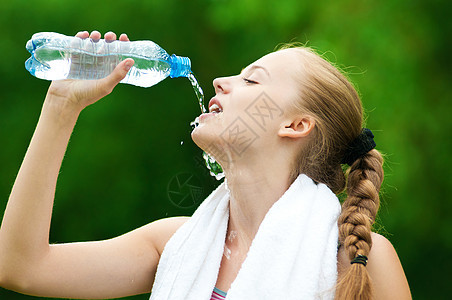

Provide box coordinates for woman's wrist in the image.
[41,93,82,127]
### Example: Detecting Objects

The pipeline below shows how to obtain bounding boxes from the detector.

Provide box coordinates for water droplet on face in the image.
[190,116,200,128]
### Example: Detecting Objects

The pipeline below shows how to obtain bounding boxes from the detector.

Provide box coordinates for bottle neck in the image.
[169,54,191,78]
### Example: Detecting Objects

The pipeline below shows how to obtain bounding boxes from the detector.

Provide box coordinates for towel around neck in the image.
[150,174,341,300]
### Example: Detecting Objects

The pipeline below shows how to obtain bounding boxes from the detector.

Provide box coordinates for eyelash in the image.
[243,78,258,85]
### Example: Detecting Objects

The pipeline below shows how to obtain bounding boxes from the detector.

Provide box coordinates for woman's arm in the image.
[338,232,412,299]
[366,233,412,299]
[0,31,186,299]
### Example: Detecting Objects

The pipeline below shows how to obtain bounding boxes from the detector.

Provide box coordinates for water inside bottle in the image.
[187,73,225,180]
[27,39,172,88]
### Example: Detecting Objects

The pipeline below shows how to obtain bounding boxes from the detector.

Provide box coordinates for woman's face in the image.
[191,49,303,164]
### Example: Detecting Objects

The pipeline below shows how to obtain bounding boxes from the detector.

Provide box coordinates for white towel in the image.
[150,174,341,300]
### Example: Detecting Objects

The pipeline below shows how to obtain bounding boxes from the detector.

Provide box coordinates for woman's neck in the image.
[223,157,293,251]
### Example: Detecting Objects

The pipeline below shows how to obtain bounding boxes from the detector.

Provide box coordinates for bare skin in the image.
[0,32,411,299]
[195,50,411,298]
[215,232,412,300]
[337,233,412,299]
[0,31,189,299]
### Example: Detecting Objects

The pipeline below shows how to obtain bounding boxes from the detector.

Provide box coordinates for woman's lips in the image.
[208,97,223,112]
[199,111,222,122]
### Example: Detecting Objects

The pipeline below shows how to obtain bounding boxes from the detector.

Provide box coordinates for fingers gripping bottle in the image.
[25,32,191,87]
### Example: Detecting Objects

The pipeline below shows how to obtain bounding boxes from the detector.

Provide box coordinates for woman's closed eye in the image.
[243,78,258,85]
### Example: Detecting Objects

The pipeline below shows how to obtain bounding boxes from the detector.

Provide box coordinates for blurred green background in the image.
[0,0,450,299]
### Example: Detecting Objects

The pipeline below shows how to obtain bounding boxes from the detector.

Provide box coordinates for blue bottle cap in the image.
[169,54,191,78]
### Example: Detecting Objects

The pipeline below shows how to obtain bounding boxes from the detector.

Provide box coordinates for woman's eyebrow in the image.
[241,65,271,78]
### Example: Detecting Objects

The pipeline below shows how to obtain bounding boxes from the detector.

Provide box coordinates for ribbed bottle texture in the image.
[25,32,191,88]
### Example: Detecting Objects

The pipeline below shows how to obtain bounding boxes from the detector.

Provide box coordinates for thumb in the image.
[99,58,134,91]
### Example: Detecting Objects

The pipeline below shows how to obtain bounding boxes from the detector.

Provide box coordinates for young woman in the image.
[0,31,411,299]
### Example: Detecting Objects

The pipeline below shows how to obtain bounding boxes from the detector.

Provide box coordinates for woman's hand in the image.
[45,30,134,114]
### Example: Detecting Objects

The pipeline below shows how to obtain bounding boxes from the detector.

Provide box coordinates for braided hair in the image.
[280,45,384,300]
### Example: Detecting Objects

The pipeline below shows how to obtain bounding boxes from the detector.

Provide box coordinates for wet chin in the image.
[191,125,217,152]
[192,125,232,163]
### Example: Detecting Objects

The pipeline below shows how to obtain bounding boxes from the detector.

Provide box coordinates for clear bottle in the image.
[25,32,191,88]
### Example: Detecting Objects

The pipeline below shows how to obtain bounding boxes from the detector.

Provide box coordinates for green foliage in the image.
[0,0,450,299]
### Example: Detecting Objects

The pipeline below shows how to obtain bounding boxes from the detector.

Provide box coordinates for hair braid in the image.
[336,149,384,300]
[278,45,385,298]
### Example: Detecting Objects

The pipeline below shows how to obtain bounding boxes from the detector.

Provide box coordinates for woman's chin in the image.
[191,126,215,151]
[190,128,203,149]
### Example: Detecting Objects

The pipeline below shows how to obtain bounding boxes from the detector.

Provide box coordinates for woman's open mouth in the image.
[199,98,223,122]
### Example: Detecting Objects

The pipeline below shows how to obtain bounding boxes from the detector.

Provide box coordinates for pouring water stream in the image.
[188,73,225,180]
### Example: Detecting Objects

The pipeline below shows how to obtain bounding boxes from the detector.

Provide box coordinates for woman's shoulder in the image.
[338,232,412,299]
[366,232,405,273]
[338,232,399,264]
[144,216,190,256]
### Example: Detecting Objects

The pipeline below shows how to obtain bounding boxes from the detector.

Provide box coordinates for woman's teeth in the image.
[209,103,223,113]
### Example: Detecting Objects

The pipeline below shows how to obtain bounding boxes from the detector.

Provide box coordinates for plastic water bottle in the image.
[25,32,191,88]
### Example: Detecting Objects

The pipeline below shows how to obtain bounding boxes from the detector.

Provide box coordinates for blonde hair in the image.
[279,45,384,300]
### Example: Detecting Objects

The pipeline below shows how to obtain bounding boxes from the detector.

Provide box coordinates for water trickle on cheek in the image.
[188,73,225,180]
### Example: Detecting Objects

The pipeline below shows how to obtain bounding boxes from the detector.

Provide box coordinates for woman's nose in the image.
[213,77,230,94]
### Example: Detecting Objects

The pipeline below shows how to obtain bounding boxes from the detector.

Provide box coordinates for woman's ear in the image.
[278,116,315,138]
